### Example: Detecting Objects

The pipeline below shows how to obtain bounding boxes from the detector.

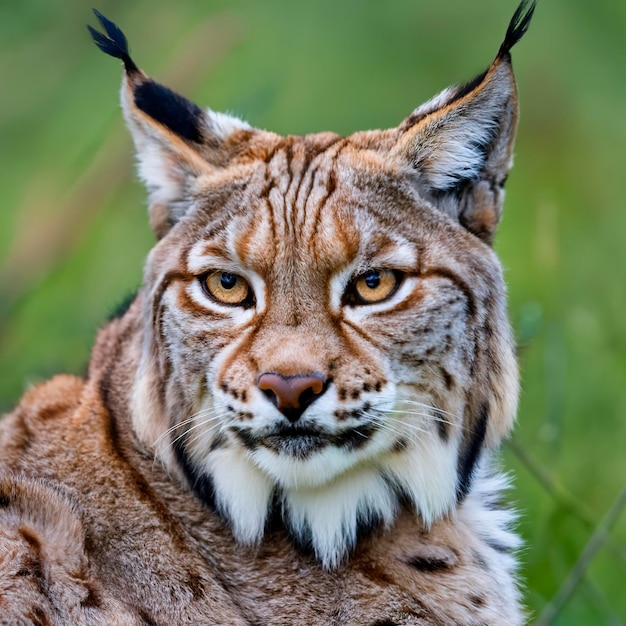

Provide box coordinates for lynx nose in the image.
[257,373,326,423]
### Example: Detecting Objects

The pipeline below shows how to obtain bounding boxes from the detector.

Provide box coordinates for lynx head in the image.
[90,1,534,568]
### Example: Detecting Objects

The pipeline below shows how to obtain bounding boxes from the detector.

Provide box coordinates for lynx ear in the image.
[88,10,251,237]
[394,0,535,244]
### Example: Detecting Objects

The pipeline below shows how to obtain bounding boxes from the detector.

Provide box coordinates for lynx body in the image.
[0,3,535,624]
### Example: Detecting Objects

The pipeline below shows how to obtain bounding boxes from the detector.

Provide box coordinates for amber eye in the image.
[350,269,401,305]
[201,271,253,306]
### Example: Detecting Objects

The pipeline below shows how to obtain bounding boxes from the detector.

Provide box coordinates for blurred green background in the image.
[1,0,625,623]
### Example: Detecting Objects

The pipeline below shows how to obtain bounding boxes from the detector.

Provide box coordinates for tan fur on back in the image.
[0,4,536,624]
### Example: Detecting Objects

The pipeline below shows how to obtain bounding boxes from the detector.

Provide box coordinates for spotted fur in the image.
[0,2,535,623]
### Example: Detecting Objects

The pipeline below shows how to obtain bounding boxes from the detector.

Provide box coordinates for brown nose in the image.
[257,373,327,423]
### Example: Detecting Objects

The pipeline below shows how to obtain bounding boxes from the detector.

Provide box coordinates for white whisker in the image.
[168,414,230,448]
[185,418,237,449]
[381,402,474,434]
[153,406,229,447]
[361,411,429,446]
[398,399,459,419]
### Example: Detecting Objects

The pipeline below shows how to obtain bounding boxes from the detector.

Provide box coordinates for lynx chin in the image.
[0,2,536,624]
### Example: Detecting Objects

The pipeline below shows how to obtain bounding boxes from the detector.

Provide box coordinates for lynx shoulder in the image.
[0,2,535,624]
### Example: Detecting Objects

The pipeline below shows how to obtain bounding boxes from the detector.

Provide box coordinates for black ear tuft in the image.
[498,0,537,59]
[88,9,138,74]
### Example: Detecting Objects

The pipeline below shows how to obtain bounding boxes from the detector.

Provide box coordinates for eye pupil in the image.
[220,273,237,289]
[348,269,402,306]
[201,271,252,307]
[364,271,380,290]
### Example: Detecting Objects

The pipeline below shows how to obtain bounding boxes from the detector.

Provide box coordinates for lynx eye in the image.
[350,269,402,305]
[201,271,252,306]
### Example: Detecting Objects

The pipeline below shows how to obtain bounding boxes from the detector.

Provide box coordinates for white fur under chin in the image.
[194,431,518,569]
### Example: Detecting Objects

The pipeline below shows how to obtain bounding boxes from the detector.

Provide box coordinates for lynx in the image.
[0,2,535,624]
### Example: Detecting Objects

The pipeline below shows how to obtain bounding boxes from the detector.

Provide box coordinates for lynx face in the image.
[89,4,532,567]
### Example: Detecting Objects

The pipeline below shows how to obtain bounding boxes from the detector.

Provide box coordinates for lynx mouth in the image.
[263,431,328,458]
[232,423,378,459]
[231,425,328,458]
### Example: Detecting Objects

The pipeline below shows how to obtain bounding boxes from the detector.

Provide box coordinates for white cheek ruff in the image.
[380,428,459,526]
[184,413,462,568]
[173,383,520,573]
[283,467,398,569]
[456,462,523,609]
[203,447,273,544]
[185,439,519,573]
